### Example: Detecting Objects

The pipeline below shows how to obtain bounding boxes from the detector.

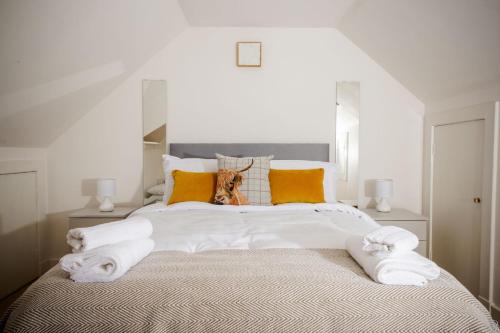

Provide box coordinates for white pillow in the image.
[162,155,217,202]
[146,184,165,196]
[270,160,337,203]
[162,156,337,203]
[199,158,218,172]
[144,195,163,205]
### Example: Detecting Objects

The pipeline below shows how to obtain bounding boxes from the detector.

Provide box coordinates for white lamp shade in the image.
[97,178,116,197]
[374,179,393,198]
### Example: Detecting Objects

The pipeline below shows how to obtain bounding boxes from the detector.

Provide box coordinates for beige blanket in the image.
[2,249,499,332]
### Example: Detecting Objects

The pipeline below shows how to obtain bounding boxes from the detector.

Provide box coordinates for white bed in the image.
[3,202,499,332]
[131,202,379,253]
[2,143,498,332]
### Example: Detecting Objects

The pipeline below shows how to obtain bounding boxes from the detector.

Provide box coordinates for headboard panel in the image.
[169,143,329,162]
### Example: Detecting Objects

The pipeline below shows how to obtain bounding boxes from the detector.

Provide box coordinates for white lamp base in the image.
[99,197,114,212]
[376,197,391,213]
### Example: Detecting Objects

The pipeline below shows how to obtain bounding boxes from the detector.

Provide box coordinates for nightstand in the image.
[68,207,138,229]
[360,208,428,258]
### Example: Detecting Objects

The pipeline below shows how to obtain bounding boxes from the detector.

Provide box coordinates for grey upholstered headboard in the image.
[169,143,329,162]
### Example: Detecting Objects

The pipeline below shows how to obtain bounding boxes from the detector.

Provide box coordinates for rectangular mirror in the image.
[143,79,166,205]
[336,82,360,206]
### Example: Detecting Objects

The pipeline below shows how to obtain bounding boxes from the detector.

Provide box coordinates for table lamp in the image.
[374,179,393,212]
[97,178,116,212]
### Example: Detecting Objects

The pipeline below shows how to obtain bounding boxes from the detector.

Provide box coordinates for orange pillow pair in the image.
[168,169,325,205]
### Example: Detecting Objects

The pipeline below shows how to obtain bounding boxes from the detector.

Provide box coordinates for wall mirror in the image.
[336,82,360,205]
[143,79,166,205]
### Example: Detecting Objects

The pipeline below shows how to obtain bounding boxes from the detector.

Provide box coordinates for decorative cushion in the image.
[269,168,325,204]
[168,170,217,205]
[162,155,205,203]
[270,160,337,203]
[146,184,165,196]
[215,154,273,205]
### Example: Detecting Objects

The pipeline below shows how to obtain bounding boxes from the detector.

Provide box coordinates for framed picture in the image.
[236,42,261,67]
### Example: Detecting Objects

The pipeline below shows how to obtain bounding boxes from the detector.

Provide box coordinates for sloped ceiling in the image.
[180,0,500,104]
[178,0,356,27]
[338,0,500,103]
[2,0,499,147]
[0,0,187,147]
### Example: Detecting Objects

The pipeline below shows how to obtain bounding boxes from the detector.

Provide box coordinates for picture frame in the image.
[236,42,262,67]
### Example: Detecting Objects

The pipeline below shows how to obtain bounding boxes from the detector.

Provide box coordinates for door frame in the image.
[423,101,498,309]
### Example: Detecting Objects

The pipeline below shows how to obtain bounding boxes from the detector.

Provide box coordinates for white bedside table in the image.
[360,208,428,258]
[68,206,138,229]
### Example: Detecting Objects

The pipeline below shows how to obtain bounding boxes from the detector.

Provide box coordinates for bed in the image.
[2,202,498,332]
[1,144,498,332]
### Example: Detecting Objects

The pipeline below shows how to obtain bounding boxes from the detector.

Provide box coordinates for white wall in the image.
[0,147,46,161]
[46,27,424,260]
[163,28,424,210]
[426,83,500,114]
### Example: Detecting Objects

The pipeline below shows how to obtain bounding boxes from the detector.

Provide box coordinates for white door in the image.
[0,172,38,299]
[431,119,484,297]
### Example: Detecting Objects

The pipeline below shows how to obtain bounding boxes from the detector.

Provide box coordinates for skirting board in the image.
[478,295,490,309]
[478,296,499,321]
[492,304,500,322]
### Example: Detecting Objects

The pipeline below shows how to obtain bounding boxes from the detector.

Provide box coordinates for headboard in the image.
[169,143,329,162]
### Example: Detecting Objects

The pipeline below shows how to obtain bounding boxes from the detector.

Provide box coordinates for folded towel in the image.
[347,235,440,286]
[67,216,153,253]
[60,238,155,283]
[362,226,419,257]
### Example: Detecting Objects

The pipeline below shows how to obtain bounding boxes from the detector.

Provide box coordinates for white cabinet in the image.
[68,207,137,229]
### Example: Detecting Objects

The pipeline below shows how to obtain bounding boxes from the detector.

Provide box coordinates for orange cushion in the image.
[269,169,325,204]
[168,170,217,204]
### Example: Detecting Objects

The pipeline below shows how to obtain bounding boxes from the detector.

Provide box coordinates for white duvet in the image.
[130,202,379,253]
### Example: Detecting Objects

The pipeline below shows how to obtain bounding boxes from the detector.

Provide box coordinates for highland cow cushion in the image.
[216,154,273,205]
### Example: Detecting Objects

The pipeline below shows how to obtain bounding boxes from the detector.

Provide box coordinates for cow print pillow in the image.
[215,154,273,205]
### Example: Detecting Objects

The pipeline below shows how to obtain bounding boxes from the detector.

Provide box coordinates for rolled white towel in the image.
[67,216,153,253]
[347,235,440,286]
[362,226,419,257]
[60,238,155,283]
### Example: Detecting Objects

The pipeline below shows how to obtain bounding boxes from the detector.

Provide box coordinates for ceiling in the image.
[178,0,355,27]
[1,0,499,147]
[0,0,187,147]
[338,0,500,103]
[180,0,500,103]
